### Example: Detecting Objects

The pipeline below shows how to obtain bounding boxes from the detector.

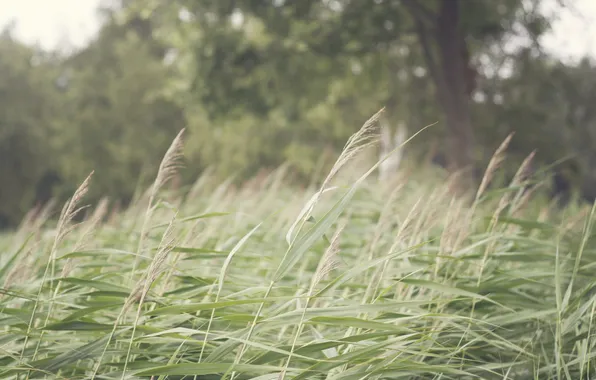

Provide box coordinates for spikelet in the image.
[135,129,185,274]
[476,133,514,200]
[51,171,94,259]
[126,213,177,313]
[322,108,384,191]
[286,109,384,246]
[150,129,186,201]
[62,197,110,277]
[310,223,344,292]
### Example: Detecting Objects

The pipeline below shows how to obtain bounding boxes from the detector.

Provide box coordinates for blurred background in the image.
[1,0,596,229]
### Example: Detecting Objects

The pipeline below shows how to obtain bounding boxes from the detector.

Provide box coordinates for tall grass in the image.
[1,112,596,379]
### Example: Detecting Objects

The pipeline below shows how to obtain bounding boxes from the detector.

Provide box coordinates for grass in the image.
[1,114,596,380]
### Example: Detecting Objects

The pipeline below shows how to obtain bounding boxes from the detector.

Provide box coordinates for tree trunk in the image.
[435,0,476,191]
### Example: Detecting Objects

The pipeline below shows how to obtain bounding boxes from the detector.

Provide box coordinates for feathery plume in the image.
[288,109,384,244]
[150,129,186,201]
[322,108,384,191]
[476,133,514,200]
[51,171,94,258]
[311,222,344,292]
[134,129,185,276]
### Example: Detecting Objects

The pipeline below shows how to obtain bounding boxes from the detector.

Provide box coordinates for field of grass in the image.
[2,118,596,380]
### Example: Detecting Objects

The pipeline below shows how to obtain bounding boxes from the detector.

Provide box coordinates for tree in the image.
[0,28,62,227]
[117,0,557,192]
[482,51,596,202]
[402,0,478,188]
[50,8,188,204]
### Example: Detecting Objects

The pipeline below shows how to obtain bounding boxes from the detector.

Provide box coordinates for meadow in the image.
[1,113,596,379]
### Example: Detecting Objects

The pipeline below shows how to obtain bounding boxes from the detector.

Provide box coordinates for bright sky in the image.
[0,0,595,61]
[0,0,102,51]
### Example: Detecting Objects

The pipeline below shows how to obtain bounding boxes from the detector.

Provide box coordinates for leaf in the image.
[218,223,262,294]
[55,248,140,261]
[62,304,122,321]
[398,278,506,308]
[42,321,115,331]
[286,186,338,245]
[0,233,33,279]
[170,246,228,255]
[29,328,130,374]
[273,112,432,282]
[0,287,36,301]
[134,363,290,376]
[146,297,294,316]
[313,241,428,298]
[492,216,555,231]
[59,277,130,293]
[151,212,230,229]
[308,316,415,332]
[485,309,557,326]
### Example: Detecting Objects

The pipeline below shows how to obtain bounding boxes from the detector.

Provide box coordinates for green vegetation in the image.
[2,1,596,227]
[1,119,595,379]
[2,1,596,376]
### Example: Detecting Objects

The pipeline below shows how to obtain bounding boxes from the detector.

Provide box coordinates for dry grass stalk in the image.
[475,151,538,287]
[120,214,178,377]
[61,197,110,278]
[476,133,514,201]
[364,184,403,261]
[438,197,460,253]
[51,171,94,258]
[19,172,94,367]
[507,150,537,213]
[310,222,344,292]
[127,214,177,313]
[447,134,515,261]
[286,109,384,246]
[3,200,56,290]
[150,129,186,201]
[3,246,35,289]
[280,222,344,380]
[133,129,185,277]
[322,108,384,191]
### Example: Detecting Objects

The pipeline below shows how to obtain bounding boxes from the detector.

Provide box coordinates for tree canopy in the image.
[0,0,594,227]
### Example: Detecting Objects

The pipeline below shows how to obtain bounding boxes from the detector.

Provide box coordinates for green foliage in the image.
[0,12,188,226]
[119,0,560,179]
[475,50,596,192]
[1,146,596,379]
[0,0,594,227]
[52,22,186,202]
[0,31,62,227]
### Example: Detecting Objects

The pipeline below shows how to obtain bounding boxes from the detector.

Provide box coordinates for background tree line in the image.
[1,0,595,228]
